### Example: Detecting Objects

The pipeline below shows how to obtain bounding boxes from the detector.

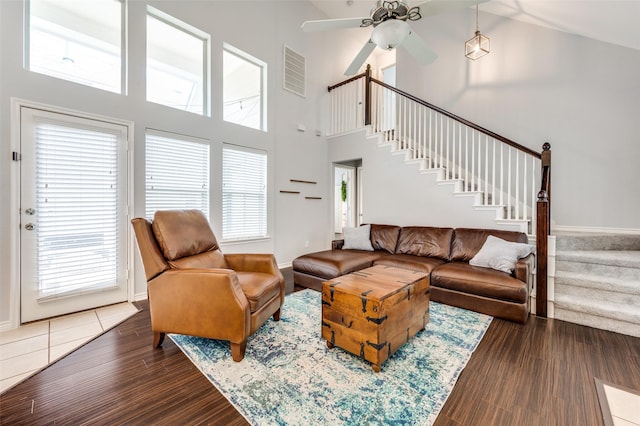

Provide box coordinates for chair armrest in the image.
[147,268,250,342]
[332,239,345,250]
[224,253,285,302]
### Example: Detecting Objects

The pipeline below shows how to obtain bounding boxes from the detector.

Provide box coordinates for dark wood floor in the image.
[2,271,639,425]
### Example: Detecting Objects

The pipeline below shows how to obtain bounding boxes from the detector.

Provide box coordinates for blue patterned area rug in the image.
[169,289,492,425]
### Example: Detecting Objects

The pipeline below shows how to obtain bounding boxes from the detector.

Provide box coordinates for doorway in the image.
[18,105,131,323]
[334,160,362,236]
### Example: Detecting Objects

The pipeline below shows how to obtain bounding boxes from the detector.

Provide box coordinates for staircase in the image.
[376,135,532,233]
[554,232,640,337]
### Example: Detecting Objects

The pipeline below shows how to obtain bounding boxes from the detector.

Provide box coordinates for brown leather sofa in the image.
[293,225,534,323]
[132,209,285,361]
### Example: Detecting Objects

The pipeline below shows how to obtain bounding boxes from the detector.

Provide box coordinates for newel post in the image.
[364,64,372,126]
[536,142,551,317]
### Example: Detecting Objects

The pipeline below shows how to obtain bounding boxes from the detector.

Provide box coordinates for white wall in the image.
[0,0,349,326]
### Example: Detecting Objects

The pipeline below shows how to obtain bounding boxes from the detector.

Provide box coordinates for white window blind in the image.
[35,122,123,298]
[145,132,210,219]
[222,145,267,240]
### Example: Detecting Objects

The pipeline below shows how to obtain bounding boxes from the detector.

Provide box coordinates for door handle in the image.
[25,223,35,231]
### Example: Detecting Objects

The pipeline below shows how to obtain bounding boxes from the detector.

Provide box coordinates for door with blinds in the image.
[20,107,130,323]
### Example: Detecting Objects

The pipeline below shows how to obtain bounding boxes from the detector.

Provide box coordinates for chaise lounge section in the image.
[293,224,534,323]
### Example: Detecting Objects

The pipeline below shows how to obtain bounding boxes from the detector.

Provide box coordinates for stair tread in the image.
[554,270,640,294]
[556,250,640,268]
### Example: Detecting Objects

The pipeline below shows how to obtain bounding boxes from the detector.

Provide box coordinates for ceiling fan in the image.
[302,0,488,75]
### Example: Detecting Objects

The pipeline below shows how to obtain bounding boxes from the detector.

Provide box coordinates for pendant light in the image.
[465,0,490,60]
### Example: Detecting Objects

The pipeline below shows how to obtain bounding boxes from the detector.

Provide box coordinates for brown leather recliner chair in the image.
[131,209,284,362]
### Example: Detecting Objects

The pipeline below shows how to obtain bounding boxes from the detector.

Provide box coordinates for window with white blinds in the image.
[222,145,267,241]
[34,122,125,298]
[145,131,210,219]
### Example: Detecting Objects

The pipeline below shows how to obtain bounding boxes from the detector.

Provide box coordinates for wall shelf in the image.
[290,179,317,185]
[279,190,300,194]
[305,196,322,200]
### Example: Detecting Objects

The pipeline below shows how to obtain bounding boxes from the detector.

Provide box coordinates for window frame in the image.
[223,43,267,131]
[24,0,127,94]
[146,6,211,116]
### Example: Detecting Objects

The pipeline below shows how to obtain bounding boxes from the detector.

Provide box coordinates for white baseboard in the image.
[552,225,640,235]
[278,261,292,269]
[134,292,148,302]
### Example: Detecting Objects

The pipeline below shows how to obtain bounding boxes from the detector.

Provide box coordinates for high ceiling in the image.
[308,0,640,51]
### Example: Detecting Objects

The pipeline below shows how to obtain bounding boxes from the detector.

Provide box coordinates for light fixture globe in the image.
[371,19,410,50]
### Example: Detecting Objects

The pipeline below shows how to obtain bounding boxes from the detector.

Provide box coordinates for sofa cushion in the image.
[469,235,534,274]
[396,226,454,261]
[450,228,528,262]
[431,262,528,304]
[370,224,401,254]
[292,249,383,280]
[374,254,445,274]
[342,224,374,251]
[152,209,220,261]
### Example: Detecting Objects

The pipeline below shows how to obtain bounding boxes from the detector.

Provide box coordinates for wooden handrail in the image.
[369,78,541,159]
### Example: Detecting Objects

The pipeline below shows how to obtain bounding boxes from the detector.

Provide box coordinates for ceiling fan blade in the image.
[344,40,377,76]
[301,17,366,32]
[401,30,438,64]
[412,0,489,18]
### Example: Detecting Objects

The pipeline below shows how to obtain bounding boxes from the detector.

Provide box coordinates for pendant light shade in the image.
[465,1,489,60]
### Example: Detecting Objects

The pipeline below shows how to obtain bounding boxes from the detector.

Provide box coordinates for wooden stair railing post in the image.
[536,143,551,317]
[365,64,372,126]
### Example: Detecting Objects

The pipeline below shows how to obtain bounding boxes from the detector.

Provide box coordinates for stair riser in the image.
[554,307,640,338]
[555,260,640,280]
[554,283,640,306]
[555,234,640,251]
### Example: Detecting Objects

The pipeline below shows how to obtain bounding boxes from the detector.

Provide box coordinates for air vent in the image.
[283,45,306,98]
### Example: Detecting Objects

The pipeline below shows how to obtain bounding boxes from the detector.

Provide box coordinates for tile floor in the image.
[0,302,139,394]
[596,378,640,426]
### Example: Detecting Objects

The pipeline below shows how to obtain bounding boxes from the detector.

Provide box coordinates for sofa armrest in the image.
[332,239,345,250]
[148,268,250,341]
[514,253,535,287]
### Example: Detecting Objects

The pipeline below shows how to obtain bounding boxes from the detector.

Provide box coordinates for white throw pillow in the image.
[469,235,534,274]
[342,224,374,251]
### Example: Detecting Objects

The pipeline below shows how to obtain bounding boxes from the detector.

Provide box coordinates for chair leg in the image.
[153,332,165,348]
[231,340,247,362]
[273,308,281,321]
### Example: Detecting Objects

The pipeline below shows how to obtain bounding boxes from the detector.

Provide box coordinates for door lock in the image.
[25,223,35,231]
[25,208,36,215]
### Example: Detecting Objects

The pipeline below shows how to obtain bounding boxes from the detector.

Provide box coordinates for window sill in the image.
[220,236,271,245]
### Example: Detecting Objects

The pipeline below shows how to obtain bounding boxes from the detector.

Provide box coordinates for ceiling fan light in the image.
[371,19,410,50]
[465,30,490,60]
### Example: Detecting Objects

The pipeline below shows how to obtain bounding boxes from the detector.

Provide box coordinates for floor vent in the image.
[283,45,306,98]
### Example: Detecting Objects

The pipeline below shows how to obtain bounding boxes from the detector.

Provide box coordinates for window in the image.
[147,7,209,115]
[223,45,266,131]
[222,145,267,241]
[145,131,210,219]
[26,0,124,93]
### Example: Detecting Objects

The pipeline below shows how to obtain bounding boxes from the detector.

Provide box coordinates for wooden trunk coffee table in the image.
[321,265,430,372]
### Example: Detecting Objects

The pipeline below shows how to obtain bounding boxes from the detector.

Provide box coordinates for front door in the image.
[19,106,130,323]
